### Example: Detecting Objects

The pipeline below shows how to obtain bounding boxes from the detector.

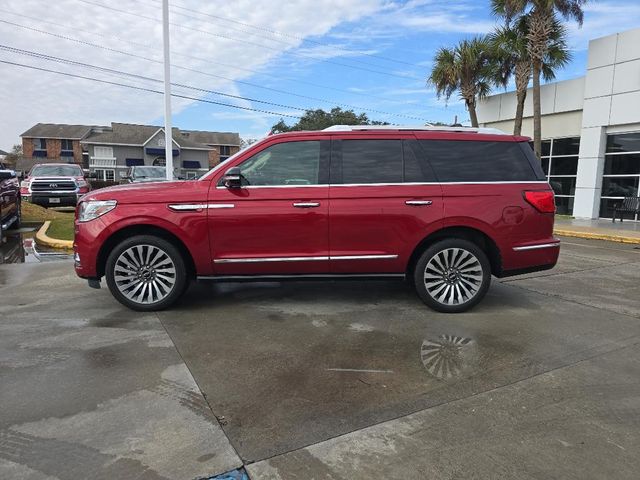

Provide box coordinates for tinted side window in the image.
[341,140,402,184]
[418,140,538,182]
[236,140,324,186]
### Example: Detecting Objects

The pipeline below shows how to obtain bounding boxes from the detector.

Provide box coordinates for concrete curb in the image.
[554,228,640,245]
[35,221,74,250]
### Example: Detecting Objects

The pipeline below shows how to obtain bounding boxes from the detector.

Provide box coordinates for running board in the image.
[197,273,406,282]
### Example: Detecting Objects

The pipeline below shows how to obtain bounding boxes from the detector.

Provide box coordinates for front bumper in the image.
[27,193,81,207]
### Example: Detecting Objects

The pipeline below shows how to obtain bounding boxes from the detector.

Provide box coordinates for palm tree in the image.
[492,0,587,157]
[489,15,571,136]
[428,37,494,128]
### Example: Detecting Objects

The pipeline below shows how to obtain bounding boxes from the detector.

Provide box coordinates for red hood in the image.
[83,180,209,204]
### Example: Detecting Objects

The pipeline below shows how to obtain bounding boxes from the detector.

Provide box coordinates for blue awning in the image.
[125,158,144,166]
[146,148,179,156]
[33,150,47,157]
[60,150,74,157]
[182,160,201,169]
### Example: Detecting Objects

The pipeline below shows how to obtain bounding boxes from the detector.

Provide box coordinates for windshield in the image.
[31,165,83,177]
[134,166,166,178]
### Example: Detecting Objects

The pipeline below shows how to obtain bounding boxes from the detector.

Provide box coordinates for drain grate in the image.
[208,467,249,480]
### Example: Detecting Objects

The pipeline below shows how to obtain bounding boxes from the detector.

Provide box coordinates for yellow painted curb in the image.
[35,220,74,250]
[554,228,640,245]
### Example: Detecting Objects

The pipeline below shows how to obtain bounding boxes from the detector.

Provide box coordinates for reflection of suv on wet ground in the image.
[0,164,21,243]
[74,126,559,313]
[21,163,90,207]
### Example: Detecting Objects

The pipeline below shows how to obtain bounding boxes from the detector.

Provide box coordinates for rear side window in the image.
[418,140,540,182]
[334,139,434,184]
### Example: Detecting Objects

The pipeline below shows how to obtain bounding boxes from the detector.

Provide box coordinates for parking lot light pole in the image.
[162,0,173,181]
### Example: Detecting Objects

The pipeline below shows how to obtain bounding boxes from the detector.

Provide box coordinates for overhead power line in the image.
[0,59,303,119]
[135,0,422,68]
[0,44,310,113]
[0,7,419,106]
[76,0,421,81]
[0,18,433,121]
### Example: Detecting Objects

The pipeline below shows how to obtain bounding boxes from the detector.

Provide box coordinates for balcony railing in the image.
[89,157,117,167]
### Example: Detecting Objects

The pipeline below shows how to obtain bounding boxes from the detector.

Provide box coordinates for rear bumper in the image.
[497,239,560,278]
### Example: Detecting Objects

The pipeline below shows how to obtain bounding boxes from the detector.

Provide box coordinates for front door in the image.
[208,138,330,275]
[328,137,444,274]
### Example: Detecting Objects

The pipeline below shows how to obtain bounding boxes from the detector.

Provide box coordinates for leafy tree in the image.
[490,15,570,136]
[428,36,495,127]
[492,0,587,157]
[271,107,388,133]
[3,143,23,168]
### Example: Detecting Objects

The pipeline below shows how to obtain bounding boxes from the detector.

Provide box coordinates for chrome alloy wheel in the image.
[113,244,177,305]
[423,247,483,306]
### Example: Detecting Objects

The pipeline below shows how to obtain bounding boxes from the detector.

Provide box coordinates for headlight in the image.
[78,200,117,222]
[20,180,31,188]
[76,179,88,188]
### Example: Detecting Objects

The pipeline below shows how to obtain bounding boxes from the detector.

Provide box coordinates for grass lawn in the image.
[22,202,75,241]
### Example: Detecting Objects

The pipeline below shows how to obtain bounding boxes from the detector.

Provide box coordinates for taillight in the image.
[524,190,555,213]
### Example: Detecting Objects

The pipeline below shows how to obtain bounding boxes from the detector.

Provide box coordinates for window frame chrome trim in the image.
[214,181,549,190]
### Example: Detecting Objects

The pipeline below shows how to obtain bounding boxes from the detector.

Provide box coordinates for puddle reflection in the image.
[0,229,72,264]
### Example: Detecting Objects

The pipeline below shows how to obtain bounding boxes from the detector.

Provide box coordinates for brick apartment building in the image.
[20,123,241,179]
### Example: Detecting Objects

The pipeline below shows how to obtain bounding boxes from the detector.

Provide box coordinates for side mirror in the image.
[222,167,243,189]
[0,170,16,180]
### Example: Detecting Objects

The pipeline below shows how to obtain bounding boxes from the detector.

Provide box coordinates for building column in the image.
[573,126,606,218]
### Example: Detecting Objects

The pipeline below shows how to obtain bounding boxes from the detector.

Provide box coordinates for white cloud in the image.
[0,0,385,147]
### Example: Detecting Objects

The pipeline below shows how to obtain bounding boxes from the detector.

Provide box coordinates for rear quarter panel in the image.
[441,182,557,273]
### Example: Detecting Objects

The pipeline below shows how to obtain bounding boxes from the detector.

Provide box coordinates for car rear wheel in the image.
[105,235,188,311]
[414,238,491,313]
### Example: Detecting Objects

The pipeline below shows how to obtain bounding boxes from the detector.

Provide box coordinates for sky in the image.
[1,0,639,149]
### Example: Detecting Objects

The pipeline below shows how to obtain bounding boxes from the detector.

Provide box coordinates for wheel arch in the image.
[406,226,502,278]
[96,224,196,279]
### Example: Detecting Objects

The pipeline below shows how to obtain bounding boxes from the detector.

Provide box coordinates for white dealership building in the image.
[478,27,640,220]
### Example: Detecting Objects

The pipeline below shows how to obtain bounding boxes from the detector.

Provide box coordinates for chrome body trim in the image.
[293,202,320,208]
[405,200,433,206]
[512,242,561,251]
[168,203,235,211]
[213,254,399,264]
[168,204,207,211]
[214,256,329,264]
[329,254,398,261]
[208,203,235,209]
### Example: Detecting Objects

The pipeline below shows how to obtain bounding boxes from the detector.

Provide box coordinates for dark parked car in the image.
[0,164,21,243]
[21,163,90,207]
[74,126,559,312]
[124,166,169,183]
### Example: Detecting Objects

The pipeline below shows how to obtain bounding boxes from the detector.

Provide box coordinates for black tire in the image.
[413,238,491,313]
[105,235,189,311]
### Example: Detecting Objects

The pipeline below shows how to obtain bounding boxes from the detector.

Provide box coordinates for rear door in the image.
[208,138,331,275]
[328,135,443,274]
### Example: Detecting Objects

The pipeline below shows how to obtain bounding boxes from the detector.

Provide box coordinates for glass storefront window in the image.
[600,132,640,220]
[540,137,579,215]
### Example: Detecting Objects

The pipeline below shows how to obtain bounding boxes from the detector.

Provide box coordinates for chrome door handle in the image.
[405,200,433,206]
[293,202,320,208]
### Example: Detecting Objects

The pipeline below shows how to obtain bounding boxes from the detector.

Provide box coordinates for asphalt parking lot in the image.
[1,236,639,479]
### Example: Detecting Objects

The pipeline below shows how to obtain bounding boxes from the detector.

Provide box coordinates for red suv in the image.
[74,126,559,313]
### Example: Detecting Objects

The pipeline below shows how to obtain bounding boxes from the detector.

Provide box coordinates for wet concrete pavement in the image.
[1,237,639,478]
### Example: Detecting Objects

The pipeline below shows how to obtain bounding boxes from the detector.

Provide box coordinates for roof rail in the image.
[322,125,508,135]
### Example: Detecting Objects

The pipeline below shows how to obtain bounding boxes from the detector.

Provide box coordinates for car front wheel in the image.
[414,239,491,313]
[105,235,188,311]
